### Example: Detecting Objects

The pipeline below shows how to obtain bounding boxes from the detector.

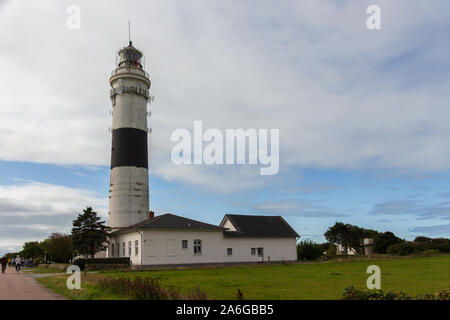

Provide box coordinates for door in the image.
[257,247,264,262]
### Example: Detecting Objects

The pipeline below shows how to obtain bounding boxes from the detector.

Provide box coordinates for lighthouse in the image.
[108,41,151,230]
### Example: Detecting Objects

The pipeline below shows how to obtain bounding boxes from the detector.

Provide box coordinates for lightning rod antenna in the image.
[128,19,132,45]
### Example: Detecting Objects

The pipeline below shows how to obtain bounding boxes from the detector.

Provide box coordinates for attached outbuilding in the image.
[108,213,299,268]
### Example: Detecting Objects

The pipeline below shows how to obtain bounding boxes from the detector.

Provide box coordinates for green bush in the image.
[98,277,207,300]
[386,242,424,256]
[373,232,403,253]
[414,236,432,243]
[428,238,450,253]
[342,286,450,300]
[297,241,324,261]
[326,244,337,256]
[387,238,450,256]
[85,264,130,271]
[74,257,130,271]
[415,249,441,257]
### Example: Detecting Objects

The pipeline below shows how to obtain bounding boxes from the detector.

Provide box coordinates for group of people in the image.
[1,255,23,274]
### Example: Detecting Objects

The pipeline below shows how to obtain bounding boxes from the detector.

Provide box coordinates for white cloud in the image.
[252,199,348,218]
[0,180,107,255]
[0,0,450,193]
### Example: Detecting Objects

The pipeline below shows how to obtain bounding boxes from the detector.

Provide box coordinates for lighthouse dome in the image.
[118,41,143,68]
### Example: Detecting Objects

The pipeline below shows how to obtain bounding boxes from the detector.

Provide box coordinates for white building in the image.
[107,213,299,268]
[335,244,357,255]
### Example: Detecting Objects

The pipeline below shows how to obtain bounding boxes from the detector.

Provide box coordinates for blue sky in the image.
[1,0,450,255]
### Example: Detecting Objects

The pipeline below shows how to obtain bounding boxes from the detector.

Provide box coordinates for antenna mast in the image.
[128,20,131,44]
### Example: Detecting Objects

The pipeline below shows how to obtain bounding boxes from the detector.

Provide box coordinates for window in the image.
[227,248,233,256]
[122,242,125,256]
[135,240,139,256]
[182,240,188,249]
[117,243,120,257]
[111,243,115,257]
[251,248,256,256]
[128,241,132,256]
[193,239,202,255]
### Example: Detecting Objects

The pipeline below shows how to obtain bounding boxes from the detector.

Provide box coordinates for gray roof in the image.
[110,213,225,236]
[221,214,299,238]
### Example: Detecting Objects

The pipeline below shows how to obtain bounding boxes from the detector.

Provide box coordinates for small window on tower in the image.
[182,240,188,249]
[227,248,233,256]
[135,240,139,256]
[128,241,132,256]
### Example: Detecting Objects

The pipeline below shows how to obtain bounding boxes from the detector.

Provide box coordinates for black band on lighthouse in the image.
[111,128,148,169]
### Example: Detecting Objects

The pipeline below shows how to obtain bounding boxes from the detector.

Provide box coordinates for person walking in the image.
[15,255,22,273]
[1,256,7,274]
[7,257,11,267]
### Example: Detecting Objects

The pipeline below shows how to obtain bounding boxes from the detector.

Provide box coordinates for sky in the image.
[1,0,450,255]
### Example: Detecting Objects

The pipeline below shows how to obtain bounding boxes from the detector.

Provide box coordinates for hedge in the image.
[74,257,130,271]
[342,286,450,300]
[85,264,130,271]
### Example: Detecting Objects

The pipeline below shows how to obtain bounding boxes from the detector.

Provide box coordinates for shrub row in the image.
[387,238,450,256]
[74,257,130,270]
[297,241,324,261]
[98,277,208,300]
[85,264,130,271]
[342,286,450,300]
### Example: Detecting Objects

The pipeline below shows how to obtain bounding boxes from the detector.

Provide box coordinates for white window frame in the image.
[227,248,233,256]
[193,239,202,255]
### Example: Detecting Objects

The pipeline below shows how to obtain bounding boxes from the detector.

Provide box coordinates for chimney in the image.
[148,211,155,219]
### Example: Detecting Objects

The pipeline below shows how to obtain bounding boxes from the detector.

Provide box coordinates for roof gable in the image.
[222,214,299,238]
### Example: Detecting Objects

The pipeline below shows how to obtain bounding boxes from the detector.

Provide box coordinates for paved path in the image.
[0,266,66,300]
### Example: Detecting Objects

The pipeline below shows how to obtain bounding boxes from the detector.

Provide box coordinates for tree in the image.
[373,232,403,253]
[324,222,379,254]
[297,241,324,261]
[71,207,111,258]
[20,241,44,259]
[41,233,73,263]
[414,236,432,243]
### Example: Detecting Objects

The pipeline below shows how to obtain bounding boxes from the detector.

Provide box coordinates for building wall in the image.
[107,232,143,266]
[109,166,149,229]
[110,230,297,266]
[336,244,357,255]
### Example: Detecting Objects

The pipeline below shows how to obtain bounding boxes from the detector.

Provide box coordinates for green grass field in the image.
[38,255,450,300]
[23,266,65,274]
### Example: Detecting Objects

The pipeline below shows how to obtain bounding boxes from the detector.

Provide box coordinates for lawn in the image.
[37,255,450,300]
[23,266,65,274]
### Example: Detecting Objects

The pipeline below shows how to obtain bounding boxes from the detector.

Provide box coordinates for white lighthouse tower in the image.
[108,41,151,231]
